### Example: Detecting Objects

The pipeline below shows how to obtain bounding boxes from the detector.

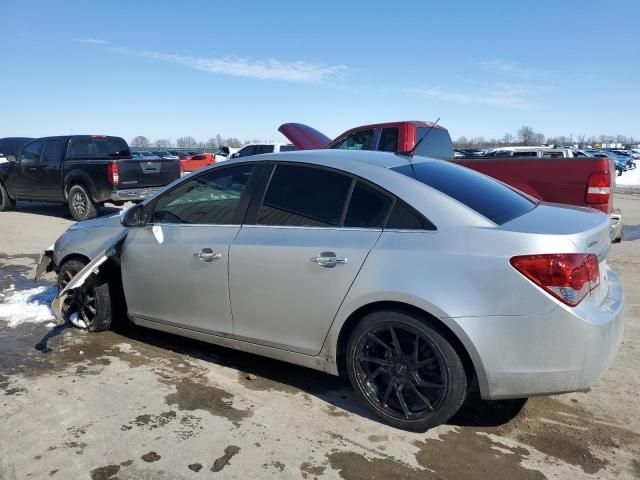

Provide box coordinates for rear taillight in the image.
[585,171,610,205]
[107,161,119,185]
[510,253,600,306]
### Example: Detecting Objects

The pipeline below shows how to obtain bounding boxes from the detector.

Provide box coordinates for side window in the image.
[385,200,436,230]
[344,182,392,228]
[257,145,274,154]
[258,165,351,227]
[68,137,108,158]
[152,165,254,225]
[238,145,258,157]
[192,155,205,160]
[332,129,375,151]
[42,140,66,163]
[378,128,399,152]
[414,127,454,159]
[19,141,44,165]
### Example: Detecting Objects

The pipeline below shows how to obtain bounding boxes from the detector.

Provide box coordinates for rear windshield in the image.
[414,127,454,159]
[392,161,536,225]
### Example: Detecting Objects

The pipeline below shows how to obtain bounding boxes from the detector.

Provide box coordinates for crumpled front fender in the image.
[50,230,128,325]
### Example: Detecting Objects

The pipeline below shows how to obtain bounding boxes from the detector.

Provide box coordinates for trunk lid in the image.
[117,157,181,188]
[278,123,331,150]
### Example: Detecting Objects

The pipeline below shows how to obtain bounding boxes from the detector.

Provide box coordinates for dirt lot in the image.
[1,196,639,480]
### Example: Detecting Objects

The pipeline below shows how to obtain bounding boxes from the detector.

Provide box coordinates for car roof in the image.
[226,148,433,170]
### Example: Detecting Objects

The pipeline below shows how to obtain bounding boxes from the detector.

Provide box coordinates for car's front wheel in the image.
[58,258,113,331]
[346,310,468,431]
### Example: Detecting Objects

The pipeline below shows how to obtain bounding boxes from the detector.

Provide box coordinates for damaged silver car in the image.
[38,150,624,431]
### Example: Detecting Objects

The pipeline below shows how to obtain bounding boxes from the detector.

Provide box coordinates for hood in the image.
[278,123,331,150]
[68,211,126,231]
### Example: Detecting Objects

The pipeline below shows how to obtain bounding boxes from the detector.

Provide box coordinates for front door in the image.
[230,164,392,355]
[121,164,257,336]
[9,140,44,198]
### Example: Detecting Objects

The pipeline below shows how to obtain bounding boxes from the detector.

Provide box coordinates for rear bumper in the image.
[455,268,624,400]
[110,187,161,202]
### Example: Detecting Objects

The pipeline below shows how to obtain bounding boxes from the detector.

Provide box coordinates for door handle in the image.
[194,248,222,262]
[311,252,348,268]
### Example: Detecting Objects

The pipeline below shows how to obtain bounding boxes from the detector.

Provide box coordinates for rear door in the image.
[39,139,66,199]
[229,163,392,355]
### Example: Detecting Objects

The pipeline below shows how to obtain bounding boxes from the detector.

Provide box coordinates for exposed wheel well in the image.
[335,301,478,390]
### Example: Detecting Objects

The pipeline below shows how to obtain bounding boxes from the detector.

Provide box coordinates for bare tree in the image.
[517,126,536,146]
[154,138,171,148]
[131,136,150,148]
[454,136,468,148]
[534,133,545,145]
[205,137,218,149]
[226,138,243,148]
[502,133,514,145]
[176,136,198,148]
[215,134,223,148]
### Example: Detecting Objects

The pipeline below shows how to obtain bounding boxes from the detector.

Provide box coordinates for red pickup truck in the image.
[279,121,622,241]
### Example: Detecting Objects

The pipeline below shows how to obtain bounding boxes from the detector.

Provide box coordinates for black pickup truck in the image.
[0,135,180,220]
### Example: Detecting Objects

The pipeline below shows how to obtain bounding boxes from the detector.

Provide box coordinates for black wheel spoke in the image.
[407,380,434,410]
[412,334,419,363]
[411,374,444,389]
[366,366,384,383]
[416,357,437,369]
[389,326,402,355]
[381,381,394,407]
[358,355,391,367]
[395,385,411,418]
[366,333,392,352]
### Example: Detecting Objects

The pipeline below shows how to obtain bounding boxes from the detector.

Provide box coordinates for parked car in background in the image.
[230,143,298,158]
[280,121,623,241]
[180,152,216,174]
[0,135,181,220]
[484,146,578,158]
[152,151,180,161]
[42,149,623,431]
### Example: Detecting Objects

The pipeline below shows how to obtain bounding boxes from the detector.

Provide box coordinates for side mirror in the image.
[230,152,239,159]
[121,204,147,227]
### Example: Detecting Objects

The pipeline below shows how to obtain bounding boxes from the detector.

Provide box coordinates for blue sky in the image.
[1,0,638,144]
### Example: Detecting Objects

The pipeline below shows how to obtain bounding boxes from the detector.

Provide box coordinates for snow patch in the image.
[615,168,640,187]
[0,286,57,327]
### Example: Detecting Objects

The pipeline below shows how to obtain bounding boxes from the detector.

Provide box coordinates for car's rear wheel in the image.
[68,184,98,221]
[346,310,467,431]
[0,182,16,212]
[58,258,112,332]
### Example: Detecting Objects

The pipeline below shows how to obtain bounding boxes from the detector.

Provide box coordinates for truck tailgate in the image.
[117,159,180,188]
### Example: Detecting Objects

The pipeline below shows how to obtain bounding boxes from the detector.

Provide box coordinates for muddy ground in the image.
[0,196,639,480]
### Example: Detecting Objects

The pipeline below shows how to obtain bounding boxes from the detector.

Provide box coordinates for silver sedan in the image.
[40,150,624,431]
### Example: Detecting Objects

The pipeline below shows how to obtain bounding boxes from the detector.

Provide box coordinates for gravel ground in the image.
[0,196,639,480]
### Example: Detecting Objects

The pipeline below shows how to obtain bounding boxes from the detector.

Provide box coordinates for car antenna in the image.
[395,117,440,177]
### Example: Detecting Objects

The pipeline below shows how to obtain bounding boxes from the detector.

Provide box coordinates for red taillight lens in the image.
[107,161,119,185]
[585,171,610,204]
[510,253,600,306]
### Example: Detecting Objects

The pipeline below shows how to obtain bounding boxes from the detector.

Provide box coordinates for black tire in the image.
[0,181,16,212]
[346,310,468,431]
[616,167,623,177]
[67,184,98,221]
[58,258,112,332]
